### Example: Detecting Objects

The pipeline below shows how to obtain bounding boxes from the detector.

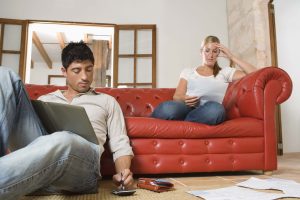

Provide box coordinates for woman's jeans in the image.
[0,67,101,200]
[151,100,226,125]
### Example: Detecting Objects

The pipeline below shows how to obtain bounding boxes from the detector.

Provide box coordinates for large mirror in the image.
[25,22,114,87]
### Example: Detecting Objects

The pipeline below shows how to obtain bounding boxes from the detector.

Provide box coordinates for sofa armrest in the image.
[223,66,292,120]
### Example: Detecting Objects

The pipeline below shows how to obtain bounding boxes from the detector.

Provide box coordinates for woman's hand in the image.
[185,95,200,107]
[112,168,134,189]
[214,43,257,80]
[215,43,234,60]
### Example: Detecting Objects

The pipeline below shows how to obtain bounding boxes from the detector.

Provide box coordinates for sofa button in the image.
[228,140,233,145]
[242,88,246,94]
[153,141,157,146]
[206,159,210,163]
[179,141,184,146]
[180,160,185,165]
[205,140,209,145]
[153,160,158,165]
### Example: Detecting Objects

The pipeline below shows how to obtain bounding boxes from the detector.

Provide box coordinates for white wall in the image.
[0,0,229,88]
[274,0,300,152]
[30,62,62,85]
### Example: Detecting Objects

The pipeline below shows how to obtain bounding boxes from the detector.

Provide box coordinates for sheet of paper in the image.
[236,177,296,189]
[187,186,286,200]
[237,177,300,196]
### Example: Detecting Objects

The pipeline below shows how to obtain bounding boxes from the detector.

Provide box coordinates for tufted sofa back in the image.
[99,88,175,117]
[25,67,292,119]
[25,85,175,117]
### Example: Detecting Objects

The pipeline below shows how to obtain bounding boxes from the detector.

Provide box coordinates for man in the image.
[0,41,134,200]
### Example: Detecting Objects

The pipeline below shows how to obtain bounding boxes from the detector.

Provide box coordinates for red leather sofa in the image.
[25,67,292,175]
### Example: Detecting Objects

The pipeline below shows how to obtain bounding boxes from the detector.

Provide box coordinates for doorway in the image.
[26,22,114,87]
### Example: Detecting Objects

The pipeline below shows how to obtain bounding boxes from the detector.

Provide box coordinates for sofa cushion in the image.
[125,117,263,139]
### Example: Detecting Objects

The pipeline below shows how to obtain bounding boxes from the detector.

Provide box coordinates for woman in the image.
[152,35,257,125]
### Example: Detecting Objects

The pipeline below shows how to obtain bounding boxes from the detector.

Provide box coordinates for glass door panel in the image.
[137,29,152,54]
[1,53,20,73]
[3,24,22,51]
[136,57,152,83]
[119,30,134,54]
[118,58,134,84]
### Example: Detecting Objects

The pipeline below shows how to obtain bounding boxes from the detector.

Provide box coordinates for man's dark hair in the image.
[61,41,94,69]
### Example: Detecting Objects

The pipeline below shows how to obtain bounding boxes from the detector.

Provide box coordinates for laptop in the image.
[31,100,99,145]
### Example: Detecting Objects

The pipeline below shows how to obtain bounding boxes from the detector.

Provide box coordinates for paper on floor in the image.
[187,186,286,200]
[187,177,300,200]
[237,177,300,196]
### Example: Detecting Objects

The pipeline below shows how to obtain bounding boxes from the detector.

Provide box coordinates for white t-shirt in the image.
[180,67,236,106]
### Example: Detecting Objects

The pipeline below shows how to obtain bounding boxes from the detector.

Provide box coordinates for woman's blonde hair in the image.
[201,35,234,77]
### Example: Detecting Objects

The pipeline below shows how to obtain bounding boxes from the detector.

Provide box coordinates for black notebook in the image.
[31,100,99,145]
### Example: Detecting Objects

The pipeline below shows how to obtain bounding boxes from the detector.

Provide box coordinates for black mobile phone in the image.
[112,189,136,196]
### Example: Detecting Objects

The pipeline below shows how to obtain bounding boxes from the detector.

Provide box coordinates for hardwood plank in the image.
[2,50,21,54]
[119,54,152,58]
[56,32,65,49]
[32,31,52,69]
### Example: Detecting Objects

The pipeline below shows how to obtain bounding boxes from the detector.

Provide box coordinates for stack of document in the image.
[187,177,300,200]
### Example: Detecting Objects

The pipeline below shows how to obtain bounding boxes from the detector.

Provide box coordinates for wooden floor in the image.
[22,153,300,200]
[166,152,300,187]
[161,152,300,199]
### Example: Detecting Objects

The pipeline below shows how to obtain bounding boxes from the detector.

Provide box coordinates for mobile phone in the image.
[154,179,174,187]
[112,189,136,196]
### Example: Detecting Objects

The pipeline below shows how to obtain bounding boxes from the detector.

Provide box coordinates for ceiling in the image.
[31,31,63,63]
[29,23,114,68]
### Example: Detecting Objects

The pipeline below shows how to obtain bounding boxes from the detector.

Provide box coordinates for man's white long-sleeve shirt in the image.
[38,89,133,162]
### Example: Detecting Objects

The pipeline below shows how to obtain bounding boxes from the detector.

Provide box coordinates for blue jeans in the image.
[0,67,101,200]
[151,100,226,125]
